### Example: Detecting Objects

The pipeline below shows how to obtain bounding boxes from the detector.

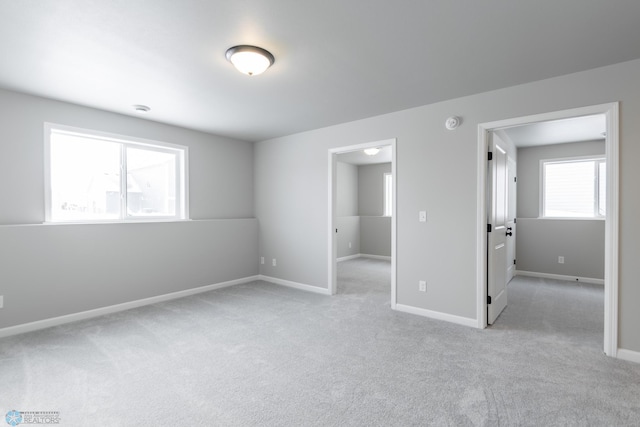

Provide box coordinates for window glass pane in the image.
[384,173,392,216]
[50,133,121,221]
[544,161,595,217]
[599,161,606,216]
[47,125,186,222]
[126,147,176,217]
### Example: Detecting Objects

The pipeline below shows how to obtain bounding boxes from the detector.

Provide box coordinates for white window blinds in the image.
[542,158,605,218]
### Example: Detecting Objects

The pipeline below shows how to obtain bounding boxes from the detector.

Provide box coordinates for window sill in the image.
[536,217,605,221]
[42,218,192,226]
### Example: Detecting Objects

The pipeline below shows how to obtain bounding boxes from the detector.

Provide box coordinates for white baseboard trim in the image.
[394,304,477,328]
[516,270,604,285]
[360,254,392,261]
[259,275,331,295]
[337,254,392,262]
[617,348,640,364]
[0,275,261,339]
[337,254,360,262]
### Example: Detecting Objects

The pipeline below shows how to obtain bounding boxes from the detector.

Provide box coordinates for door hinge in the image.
[514,259,516,265]
[487,296,492,304]
[514,176,517,182]
[488,151,493,161]
[514,218,517,223]
[487,224,492,232]
[336,228,338,233]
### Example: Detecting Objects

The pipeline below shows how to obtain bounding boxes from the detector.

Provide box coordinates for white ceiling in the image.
[337,146,392,166]
[1,1,640,142]
[501,114,607,148]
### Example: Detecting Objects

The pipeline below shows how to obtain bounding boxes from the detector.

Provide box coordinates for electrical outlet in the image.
[0,295,3,308]
[260,257,265,265]
[272,258,277,267]
[419,281,427,292]
[558,256,565,264]
[349,242,352,248]
[419,211,427,222]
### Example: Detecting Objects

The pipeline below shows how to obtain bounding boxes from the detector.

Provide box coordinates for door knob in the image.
[506,231,513,236]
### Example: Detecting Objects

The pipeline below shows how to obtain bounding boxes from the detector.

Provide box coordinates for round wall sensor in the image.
[445,116,461,130]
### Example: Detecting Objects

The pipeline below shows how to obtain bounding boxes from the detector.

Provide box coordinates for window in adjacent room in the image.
[383,172,392,216]
[45,123,188,222]
[541,157,605,218]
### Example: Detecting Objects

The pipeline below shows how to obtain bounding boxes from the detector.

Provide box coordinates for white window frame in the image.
[44,123,189,223]
[383,172,392,217]
[539,155,605,220]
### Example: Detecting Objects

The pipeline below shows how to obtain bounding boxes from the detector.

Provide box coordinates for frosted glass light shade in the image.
[226,45,274,76]
[364,148,380,156]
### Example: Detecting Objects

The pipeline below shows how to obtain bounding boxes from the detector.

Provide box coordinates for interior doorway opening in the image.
[328,139,397,306]
[477,103,619,357]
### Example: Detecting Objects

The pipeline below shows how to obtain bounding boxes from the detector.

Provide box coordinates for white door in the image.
[506,156,517,282]
[487,134,509,324]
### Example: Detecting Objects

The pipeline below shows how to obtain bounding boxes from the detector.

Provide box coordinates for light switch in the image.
[419,211,427,222]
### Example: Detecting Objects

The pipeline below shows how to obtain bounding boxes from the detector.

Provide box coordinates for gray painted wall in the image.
[359,163,392,257]
[337,162,358,216]
[358,163,391,216]
[336,162,360,258]
[0,220,258,328]
[337,216,360,258]
[516,141,605,279]
[0,89,254,224]
[516,219,604,279]
[0,88,257,329]
[254,58,640,353]
[360,216,392,257]
[335,161,391,258]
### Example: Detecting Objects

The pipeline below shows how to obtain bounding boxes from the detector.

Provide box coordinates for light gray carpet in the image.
[1,258,639,426]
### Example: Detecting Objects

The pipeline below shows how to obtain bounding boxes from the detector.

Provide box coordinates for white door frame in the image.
[328,138,397,308]
[476,103,619,357]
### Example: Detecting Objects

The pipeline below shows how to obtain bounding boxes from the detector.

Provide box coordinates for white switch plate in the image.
[558,256,565,264]
[0,295,3,308]
[419,211,427,222]
[349,242,352,248]
[272,258,277,267]
[419,281,427,292]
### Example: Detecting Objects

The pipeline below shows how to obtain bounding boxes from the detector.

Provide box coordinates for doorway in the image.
[328,139,397,306]
[477,103,619,357]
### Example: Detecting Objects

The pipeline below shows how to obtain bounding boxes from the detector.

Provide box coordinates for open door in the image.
[506,156,517,282]
[487,134,509,324]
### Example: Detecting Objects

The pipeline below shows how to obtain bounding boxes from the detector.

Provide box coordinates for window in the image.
[45,124,188,222]
[383,172,392,216]
[541,157,605,218]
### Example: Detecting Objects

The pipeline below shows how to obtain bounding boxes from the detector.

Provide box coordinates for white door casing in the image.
[487,136,509,324]
[477,102,618,358]
[327,138,397,307]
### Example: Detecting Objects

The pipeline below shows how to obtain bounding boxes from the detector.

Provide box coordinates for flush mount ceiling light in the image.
[364,148,380,156]
[133,104,150,113]
[225,45,275,76]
